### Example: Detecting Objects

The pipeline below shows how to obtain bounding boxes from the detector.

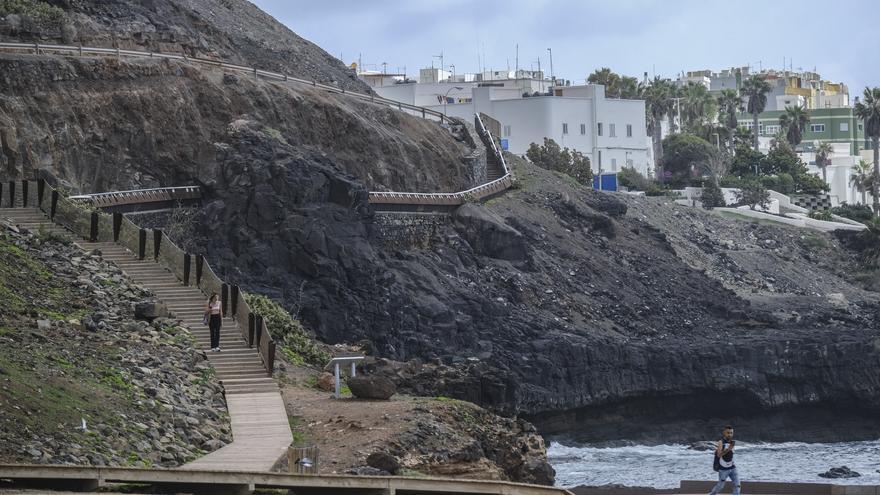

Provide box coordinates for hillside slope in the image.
[0,0,369,92]
[0,223,230,467]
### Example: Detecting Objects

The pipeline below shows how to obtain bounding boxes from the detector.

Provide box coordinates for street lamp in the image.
[442,86,463,117]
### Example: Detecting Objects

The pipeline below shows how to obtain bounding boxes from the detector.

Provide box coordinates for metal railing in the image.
[0,42,448,122]
[69,185,201,208]
[368,113,514,206]
[2,178,276,374]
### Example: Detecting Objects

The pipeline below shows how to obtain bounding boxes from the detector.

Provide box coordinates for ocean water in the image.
[549,440,880,489]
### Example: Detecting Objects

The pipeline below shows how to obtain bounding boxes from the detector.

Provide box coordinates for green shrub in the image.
[617,167,657,192]
[526,138,592,185]
[244,293,329,367]
[831,203,874,223]
[0,0,65,29]
[701,182,726,209]
[808,210,833,221]
[734,181,770,210]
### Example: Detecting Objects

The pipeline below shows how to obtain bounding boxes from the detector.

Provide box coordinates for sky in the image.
[251,0,879,98]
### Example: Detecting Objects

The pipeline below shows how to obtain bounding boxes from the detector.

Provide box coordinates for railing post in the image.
[153,229,162,260]
[8,181,14,207]
[21,180,29,207]
[50,190,59,219]
[89,212,98,241]
[247,313,255,348]
[37,179,45,208]
[230,285,239,317]
[0,182,3,208]
[183,253,191,286]
[221,283,229,317]
[267,341,276,375]
[255,314,264,348]
[195,255,204,286]
[138,228,147,260]
[112,212,122,242]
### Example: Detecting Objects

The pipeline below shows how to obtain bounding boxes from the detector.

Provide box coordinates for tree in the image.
[661,133,715,187]
[730,145,765,177]
[717,89,743,152]
[735,181,771,210]
[854,86,880,216]
[526,138,593,185]
[850,159,874,205]
[701,181,726,209]
[779,105,810,147]
[699,148,731,186]
[667,83,681,134]
[640,76,673,178]
[588,68,622,97]
[681,82,717,134]
[815,141,834,184]
[742,76,772,151]
[733,126,753,149]
[618,76,640,99]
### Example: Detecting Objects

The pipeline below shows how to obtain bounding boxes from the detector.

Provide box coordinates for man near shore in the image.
[709,425,740,495]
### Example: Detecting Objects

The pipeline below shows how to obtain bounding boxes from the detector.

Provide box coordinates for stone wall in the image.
[370,212,451,250]
[456,121,487,188]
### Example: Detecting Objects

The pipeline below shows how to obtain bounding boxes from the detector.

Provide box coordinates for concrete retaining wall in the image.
[370,212,450,249]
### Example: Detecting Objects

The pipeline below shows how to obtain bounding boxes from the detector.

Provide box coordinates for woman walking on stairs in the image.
[205,293,223,352]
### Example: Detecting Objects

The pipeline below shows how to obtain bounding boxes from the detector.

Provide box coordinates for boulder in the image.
[347,375,396,400]
[366,451,400,474]
[134,301,168,321]
[819,466,861,479]
[316,372,335,392]
[453,203,527,261]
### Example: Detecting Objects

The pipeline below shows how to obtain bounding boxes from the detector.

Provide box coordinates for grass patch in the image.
[193,366,215,386]
[288,416,308,447]
[0,0,65,29]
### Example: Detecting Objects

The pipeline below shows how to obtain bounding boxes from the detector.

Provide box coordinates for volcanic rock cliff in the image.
[1,2,879,445]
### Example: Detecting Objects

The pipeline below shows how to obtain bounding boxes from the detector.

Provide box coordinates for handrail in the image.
[69,186,202,208]
[18,178,276,374]
[0,42,448,122]
[368,113,514,206]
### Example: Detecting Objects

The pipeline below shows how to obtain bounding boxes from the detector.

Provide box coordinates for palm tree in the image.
[779,105,810,147]
[618,76,640,99]
[640,76,673,179]
[717,89,743,152]
[742,76,772,151]
[588,68,621,98]
[681,82,717,134]
[733,126,753,149]
[850,159,872,205]
[815,141,833,184]
[854,87,880,216]
[667,83,681,133]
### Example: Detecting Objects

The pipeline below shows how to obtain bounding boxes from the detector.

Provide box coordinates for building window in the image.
[763,124,780,136]
[810,123,826,133]
[611,158,617,171]
[580,124,586,135]
[562,123,569,135]
[609,123,617,137]
[859,124,864,131]
[627,124,633,137]
[503,125,511,137]
[598,123,603,136]
[840,122,849,132]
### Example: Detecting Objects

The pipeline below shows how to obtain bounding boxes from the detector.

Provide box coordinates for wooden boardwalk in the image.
[0,207,292,472]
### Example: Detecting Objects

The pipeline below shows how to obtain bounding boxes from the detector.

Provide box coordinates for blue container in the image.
[500,139,509,151]
[592,173,618,191]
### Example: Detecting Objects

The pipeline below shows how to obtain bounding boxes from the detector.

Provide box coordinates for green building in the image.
[736,107,868,155]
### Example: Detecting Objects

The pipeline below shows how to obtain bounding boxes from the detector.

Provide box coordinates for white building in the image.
[372,78,651,177]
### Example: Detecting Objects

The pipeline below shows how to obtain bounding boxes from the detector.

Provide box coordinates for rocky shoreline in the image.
[0,222,230,467]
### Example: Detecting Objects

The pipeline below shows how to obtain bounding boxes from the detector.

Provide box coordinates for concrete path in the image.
[0,207,292,472]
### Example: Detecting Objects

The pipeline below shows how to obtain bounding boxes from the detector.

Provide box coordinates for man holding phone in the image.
[709,425,740,495]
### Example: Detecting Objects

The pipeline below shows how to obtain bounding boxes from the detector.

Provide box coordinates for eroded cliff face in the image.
[0,55,472,190]
[0,0,369,92]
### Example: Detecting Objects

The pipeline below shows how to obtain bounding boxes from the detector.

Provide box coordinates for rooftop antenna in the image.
[515,43,519,74]
[432,51,444,73]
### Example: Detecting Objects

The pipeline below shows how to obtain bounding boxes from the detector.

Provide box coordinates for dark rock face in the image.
[453,204,527,261]
[0,0,370,93]
[819,466,861,478]
[366,451,400,474]
[348,375,396,400]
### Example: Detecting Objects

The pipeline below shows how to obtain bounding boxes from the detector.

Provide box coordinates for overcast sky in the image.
[252,0,878,97]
